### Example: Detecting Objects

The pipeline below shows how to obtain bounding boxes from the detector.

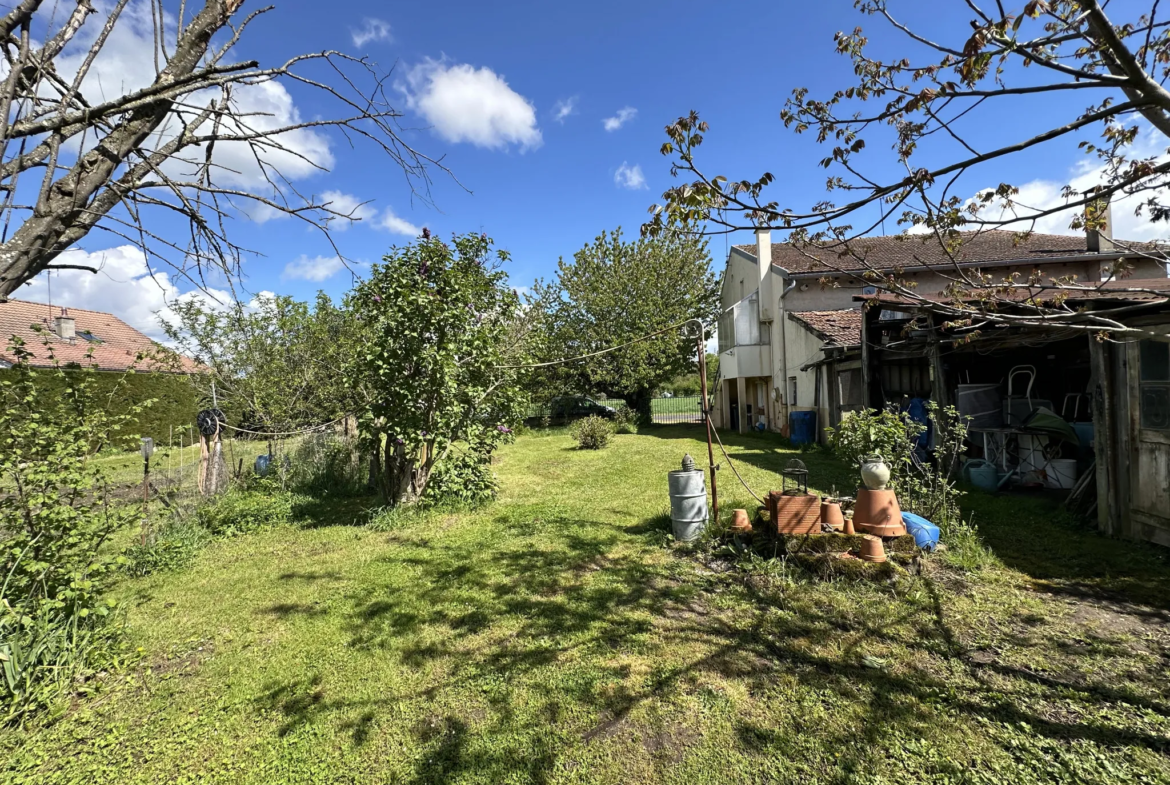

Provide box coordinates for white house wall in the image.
[721,248,760,311]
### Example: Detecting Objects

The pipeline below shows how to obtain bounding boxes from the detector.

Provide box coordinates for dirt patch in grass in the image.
[641,722,700,764]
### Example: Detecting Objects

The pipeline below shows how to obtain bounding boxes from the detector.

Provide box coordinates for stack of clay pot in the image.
[854,454,906,538]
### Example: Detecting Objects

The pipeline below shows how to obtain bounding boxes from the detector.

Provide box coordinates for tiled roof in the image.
[856,278,1170,307]
[732,230,1162,275]
[0,298,197,372]
[788,309,863,346]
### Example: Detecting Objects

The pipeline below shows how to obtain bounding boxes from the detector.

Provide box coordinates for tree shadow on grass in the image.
[251,502,1170,781]
[637,425,857,497]
[962,491,1170,614]
[291,494,382,529]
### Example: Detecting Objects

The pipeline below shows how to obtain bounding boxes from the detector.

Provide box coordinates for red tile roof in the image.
[788,309,863,346]
[0,299,197,372]
[733,230,1163,275]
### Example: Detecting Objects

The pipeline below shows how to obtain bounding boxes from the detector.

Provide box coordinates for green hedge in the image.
[0,367,201,444]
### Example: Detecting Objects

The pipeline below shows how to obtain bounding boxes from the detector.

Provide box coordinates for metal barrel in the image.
[668,469,708,541]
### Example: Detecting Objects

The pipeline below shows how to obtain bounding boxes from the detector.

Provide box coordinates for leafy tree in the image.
[344,233,527,506]
[648,1,1170,339]
[706,352,720,393]
[530,229,719,417]
[164,293,351,432]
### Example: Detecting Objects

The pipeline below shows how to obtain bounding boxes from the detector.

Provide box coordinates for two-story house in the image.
[713,219,1168,442]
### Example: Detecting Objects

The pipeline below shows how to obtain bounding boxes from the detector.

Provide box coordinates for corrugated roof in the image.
[733,230,1162,275]
[788,309,863,346]
[0,298,197,372]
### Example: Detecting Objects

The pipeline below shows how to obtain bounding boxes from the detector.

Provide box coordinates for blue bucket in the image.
[789,410,818,445]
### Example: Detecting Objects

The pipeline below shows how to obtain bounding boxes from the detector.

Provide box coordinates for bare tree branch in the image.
[0,0,451,299]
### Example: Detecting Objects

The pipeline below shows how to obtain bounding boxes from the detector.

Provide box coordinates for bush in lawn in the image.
[196,488,299,536]
[0,337,142,722]
[122,519,210,577]
[613,405,638,434]
[571,415,613,450]
[423,451,499,508]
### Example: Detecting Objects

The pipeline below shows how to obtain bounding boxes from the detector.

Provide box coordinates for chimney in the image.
[755,228,773,321]
[1086,188,1114,253]
[53,308,75,341]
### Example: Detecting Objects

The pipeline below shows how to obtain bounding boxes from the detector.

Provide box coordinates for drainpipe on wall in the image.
[777,277,796,434]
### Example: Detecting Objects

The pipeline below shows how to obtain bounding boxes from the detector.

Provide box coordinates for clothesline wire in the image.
[705,410,766,506]
[217,417,348,438]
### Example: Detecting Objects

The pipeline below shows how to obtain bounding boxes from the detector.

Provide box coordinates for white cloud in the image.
[319,190,375,231]
[282,255,345,282]
[351,18,392,48]
[614,162,647,190]
[603,106,637,132]
[400,58,541,150]
[17,246,231,342]
[965,126,1170,243]
[552,96,578,123]
[378,208,422,236]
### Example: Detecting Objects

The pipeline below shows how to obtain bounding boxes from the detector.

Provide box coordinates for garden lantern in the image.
[781,458,809,496]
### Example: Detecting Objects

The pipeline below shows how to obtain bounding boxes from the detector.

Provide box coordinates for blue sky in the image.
[18,0,1165,339]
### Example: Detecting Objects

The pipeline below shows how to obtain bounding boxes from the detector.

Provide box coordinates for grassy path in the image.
[3,428,1170,783]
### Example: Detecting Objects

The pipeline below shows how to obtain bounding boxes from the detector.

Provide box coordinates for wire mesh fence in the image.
[650,395,706,425]
[93,427,360,516]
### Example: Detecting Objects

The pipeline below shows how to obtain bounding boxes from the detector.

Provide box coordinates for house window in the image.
[788,376,798,408]
[1140,339,1170,430]
[838,368,863,412]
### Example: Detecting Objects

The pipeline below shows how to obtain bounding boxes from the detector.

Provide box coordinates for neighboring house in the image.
[0,298,200,441]
[0,299,196,372]
[713,212,1168,443]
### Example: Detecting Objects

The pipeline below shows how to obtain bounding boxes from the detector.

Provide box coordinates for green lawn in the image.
[4,428,1170,784]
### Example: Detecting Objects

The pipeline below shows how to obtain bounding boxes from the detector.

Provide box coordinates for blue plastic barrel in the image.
[789,410,818,445]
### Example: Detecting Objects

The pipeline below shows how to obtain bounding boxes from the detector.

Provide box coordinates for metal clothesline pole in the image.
[691,319,719,526]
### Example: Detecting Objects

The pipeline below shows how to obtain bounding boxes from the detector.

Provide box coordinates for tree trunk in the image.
[380,438,434,507]
[625,389,654,425]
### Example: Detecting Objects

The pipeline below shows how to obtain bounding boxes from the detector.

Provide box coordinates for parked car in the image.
[546,396,618,423]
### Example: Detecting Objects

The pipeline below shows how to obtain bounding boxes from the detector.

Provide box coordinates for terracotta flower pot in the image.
[730,508,753,535]
[820,501,845,531]
[859,534,886,563]
[853,488,906,537]
[842,514,855,536]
